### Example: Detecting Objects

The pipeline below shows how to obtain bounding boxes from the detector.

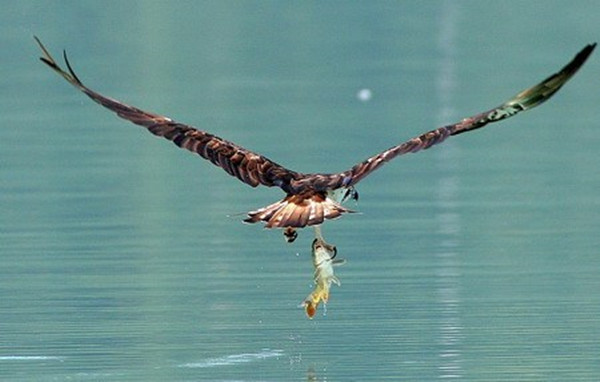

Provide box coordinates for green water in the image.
[2,1,600,381]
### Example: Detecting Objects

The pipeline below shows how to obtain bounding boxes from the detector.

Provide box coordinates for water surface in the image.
[2,1,600,381]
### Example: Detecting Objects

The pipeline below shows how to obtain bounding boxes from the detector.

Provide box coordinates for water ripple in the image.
[178,349,283,369]
[0,355,64,361]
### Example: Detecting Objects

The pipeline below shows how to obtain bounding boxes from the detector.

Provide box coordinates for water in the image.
[2,1,600,381]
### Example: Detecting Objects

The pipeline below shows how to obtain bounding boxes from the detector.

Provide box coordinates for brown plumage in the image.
[36,37,595,241]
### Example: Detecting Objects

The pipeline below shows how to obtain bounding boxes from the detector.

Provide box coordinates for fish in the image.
[301,237,346,318]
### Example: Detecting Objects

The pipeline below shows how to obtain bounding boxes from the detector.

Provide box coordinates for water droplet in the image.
[357,88,372,102]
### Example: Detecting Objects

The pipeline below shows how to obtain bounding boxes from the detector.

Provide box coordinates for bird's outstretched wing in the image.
[37,38,595,231]
[35,37,301,191]
[291,43,596,192]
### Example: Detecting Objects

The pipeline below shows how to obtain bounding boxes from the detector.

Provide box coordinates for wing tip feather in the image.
[35,36,84,88]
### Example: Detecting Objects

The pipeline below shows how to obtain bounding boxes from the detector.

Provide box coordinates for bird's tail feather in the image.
[244,192,354,228]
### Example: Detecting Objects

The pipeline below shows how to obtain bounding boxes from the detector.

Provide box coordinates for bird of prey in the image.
[36,37,595,246]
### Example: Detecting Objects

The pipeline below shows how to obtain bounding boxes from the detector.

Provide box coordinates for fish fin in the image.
[332,258,346,266]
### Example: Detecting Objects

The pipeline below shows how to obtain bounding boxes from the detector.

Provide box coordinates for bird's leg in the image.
[314,225,324,241]
[314,225,339,258]
[283,227,298,243]
[313,226,337,258]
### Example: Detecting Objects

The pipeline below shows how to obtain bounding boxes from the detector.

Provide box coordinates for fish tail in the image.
[300,290,329,319]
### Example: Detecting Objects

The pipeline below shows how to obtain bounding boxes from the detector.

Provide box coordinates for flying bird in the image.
[36,37,595,246]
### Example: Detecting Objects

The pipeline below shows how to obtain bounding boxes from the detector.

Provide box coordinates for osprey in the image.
[36,38,595,245]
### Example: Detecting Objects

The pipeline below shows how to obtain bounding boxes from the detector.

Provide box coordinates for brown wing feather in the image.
[290,43,596,192]
[37,37,595,231]
[35,37,301,191]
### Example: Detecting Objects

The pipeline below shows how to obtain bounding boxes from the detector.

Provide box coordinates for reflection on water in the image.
[434,2,463,379]
[306,367,318,381]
